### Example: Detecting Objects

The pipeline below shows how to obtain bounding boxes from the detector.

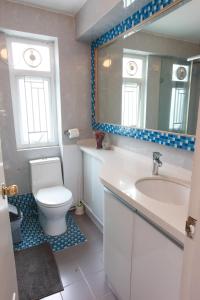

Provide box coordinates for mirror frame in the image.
[91,0,195,152]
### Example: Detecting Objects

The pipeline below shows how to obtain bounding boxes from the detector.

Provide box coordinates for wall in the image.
[188,63,200,134]
[98,42,123,124]
[109,134,193,171]
[75,0,121,40]
[0,1,92,194]
[75,0,153,41]
[145,56,161,129]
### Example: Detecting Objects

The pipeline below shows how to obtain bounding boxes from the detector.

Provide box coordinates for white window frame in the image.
[121,53,147,128]
[7,37,58,149]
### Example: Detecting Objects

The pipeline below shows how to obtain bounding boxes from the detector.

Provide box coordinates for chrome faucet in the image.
[152,152,162,175]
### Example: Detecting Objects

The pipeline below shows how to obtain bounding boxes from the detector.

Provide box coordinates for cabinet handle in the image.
[0,184,18,199]
[185,216,197,239]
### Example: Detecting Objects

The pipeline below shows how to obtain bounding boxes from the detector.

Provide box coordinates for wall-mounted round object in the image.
[0,48,8,61]
[23,48,42,68]
[103,58,112,68]
[176,66,187,80]
[126,60,138,76]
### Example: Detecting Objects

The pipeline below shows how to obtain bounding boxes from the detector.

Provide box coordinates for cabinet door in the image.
[83,153,104,224]
[104,190,134,300]
[83,153,93,208]
[92,159,104,223]
[131,214,183,300]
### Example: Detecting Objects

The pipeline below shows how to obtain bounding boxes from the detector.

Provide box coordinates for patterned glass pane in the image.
[11,42,51,72]
[17,76,53,146]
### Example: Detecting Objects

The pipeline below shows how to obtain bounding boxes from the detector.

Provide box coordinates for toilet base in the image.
[39,211,67,236]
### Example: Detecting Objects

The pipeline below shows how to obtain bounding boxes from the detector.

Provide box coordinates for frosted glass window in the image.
[8,37,58,149]
[122,83,140,127]
[169,87,186,131]
[122,53,147,128]
[17,77,55,146]
[11,42,51,72]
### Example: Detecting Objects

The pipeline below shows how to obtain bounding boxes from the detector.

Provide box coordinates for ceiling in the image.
[146,0,200,44]
[8,0,87,15]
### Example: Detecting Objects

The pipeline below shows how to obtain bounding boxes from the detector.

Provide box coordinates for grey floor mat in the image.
[14,242,63,300]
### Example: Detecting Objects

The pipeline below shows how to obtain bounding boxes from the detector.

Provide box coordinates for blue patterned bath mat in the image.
[8,194,87,252]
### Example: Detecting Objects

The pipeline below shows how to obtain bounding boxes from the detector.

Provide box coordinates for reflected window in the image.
[122,83,140,127]
[122,54,146,127]
[169,64,189,132]
[123,0,136,8]
[169,88,187,132]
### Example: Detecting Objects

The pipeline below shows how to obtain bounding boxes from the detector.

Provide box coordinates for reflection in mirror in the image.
[96,10,200,136]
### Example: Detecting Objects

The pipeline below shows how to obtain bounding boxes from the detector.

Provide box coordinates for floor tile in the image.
[61,280,95,300]
[99,292,118,300]
[85,270,111,299]
[77,249,104,276]
[74,214,103,242]
[40,292,62,300]
[69,238,103,259]
[55,251,84,287]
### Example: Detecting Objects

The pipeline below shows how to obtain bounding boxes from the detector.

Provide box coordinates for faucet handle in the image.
[153,151,162,160]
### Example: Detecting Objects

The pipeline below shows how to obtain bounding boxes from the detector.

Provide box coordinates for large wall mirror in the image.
[93,0,200,150]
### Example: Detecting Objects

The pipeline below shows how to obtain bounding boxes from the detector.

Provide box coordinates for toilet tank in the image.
[29,157,63,194]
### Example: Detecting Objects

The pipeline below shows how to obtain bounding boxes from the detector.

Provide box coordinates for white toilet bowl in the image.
[29,157,73,237]
[36,185,73,236]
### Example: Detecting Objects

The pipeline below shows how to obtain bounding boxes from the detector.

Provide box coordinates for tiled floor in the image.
[41,213,117,300]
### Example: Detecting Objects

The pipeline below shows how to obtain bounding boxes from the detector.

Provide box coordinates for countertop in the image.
[78,139,191,245]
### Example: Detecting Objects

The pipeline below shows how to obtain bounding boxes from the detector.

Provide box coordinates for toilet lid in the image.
[36,186,72,207]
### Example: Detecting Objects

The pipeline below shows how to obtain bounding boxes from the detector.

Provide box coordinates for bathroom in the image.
[0,0,200,299]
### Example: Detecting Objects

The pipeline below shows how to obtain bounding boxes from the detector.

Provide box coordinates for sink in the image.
[135,177,190,205]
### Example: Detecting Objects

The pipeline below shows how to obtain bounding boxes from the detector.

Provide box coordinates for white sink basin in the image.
[135,177,190,205]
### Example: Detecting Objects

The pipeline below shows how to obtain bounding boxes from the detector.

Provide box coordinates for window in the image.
[123,0,136,8]
[121,54,147,127]
[169,64,190,132]
[8,38,58,149]
[169,87,187,131]
[122,83,140,127]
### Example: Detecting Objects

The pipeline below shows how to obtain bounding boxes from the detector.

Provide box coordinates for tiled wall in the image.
[110,134,193,170]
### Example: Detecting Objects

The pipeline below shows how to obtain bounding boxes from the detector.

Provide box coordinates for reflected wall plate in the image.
[176,66,187,80]
[126,61,138,76]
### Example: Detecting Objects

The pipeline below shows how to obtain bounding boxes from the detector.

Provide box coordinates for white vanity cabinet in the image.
[104,189,183,300]
[104,189,135,300]
[83,152,104,225]
[131,214,183,300]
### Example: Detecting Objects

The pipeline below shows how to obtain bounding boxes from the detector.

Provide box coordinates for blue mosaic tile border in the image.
[8,194,87,252]
[91,0,195,152]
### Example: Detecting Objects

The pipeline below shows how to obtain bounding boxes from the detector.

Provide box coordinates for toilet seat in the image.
[36,186,73,208]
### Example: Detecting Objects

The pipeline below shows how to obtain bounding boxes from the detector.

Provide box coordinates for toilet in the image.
[29,157,73,236]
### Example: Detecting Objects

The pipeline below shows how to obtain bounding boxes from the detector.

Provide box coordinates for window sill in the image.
[16,145,60,152]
